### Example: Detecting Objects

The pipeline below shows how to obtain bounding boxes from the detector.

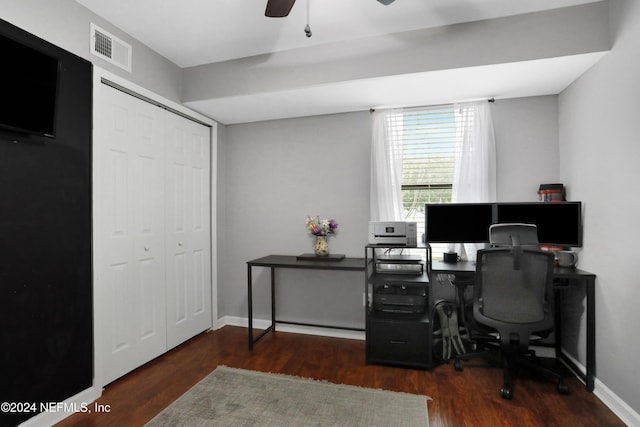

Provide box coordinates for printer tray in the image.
[373,284,426,313]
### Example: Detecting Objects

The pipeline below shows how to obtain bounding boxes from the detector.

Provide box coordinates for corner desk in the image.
[431,259,596,392]
[246,254,596,392]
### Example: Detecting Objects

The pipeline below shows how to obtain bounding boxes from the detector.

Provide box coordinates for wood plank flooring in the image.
[55,326,624,427]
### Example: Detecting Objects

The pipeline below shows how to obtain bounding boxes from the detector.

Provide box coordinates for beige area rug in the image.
[145,366,430,426]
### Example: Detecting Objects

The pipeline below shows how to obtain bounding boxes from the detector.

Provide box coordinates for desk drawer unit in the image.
[366,315,431,369]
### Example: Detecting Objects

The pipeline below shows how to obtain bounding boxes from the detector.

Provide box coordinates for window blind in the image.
[384,105,459,240]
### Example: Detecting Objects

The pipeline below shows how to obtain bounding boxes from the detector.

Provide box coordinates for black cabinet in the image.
[365,245,432,369]
[367,313,431,368]
[0,18,92,426]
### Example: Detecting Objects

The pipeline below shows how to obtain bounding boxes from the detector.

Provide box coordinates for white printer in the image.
[368,221,418,246]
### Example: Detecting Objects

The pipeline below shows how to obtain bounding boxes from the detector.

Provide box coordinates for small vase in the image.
[313,235,329,256]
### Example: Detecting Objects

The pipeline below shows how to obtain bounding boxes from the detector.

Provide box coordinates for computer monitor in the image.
[424,203,494,243]
[495,202,582,247]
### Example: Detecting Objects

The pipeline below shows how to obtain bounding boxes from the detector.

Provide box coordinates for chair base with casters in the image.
[453,336,570,399]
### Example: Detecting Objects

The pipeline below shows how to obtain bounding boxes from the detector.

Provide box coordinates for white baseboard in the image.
[594,378,640,427]
[18,386,102,427]
[221,315,365,341]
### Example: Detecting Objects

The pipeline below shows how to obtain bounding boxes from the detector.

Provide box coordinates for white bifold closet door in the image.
[95,83,211,386]
[164,111,212,349]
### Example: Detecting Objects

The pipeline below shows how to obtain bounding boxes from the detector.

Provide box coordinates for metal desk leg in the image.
[247,264,276,350]
[554,287,563,358]
[270,267,276,332]
[586,276,596,392]
[556,277,596,392]
[248,264,254,350]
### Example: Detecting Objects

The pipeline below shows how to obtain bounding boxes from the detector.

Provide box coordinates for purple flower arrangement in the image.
[306,216,338,236]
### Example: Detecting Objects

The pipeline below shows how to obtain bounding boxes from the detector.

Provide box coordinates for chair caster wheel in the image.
[558,382,570,395]
[454,359,463,371]
[501,386,513,399]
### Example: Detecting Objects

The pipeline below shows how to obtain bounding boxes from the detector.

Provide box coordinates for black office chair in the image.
[453,245,569,399]
[454,222,542,340]
[489,222,540,247]
[449,223,542,353]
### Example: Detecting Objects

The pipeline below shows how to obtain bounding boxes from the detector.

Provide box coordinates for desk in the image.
[431,260,596,392]
[247,255,365,350]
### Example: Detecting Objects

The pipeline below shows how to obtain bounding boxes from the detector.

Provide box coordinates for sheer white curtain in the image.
[452,101,497,203]
[451,101,497,260]
[370,102,496,259]
[370,109,404,222]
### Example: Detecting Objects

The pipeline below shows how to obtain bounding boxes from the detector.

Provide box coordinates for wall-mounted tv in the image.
[0,32,59,138]
[496,201,582,247]
[425,203,495,243]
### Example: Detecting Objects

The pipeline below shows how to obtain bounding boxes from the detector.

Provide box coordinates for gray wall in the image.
[1,0,183,102]
[219,96,560,326]
[559,0,640,415]
[220,112,372,326]
[493,96,560,201]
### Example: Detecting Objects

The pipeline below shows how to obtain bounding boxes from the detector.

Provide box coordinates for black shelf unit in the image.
[365,244,433,369]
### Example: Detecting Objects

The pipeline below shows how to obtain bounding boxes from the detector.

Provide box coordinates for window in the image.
[372,101,495,260]
[384,106,459,240]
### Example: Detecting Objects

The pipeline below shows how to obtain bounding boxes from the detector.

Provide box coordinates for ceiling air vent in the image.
[90,23,132,72]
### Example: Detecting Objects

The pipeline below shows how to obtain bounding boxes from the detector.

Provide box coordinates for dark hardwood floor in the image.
[55,326,623,427]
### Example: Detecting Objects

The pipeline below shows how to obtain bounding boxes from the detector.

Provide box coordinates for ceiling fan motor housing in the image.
[266,0,394,18]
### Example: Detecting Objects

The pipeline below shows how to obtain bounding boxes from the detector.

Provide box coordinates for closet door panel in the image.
[96,85,167,385]
[165,113,212,349]
[189,144,209,319]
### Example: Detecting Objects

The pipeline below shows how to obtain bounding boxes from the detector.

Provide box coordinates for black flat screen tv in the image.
[425,203,495,243]
[496,201,583,247]
[0,32,59,138]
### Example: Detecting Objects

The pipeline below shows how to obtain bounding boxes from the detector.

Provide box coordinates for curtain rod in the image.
[370,98,495,113]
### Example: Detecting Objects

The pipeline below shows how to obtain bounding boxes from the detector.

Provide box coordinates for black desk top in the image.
[431,260,476,275]
[247,256,593,277]
[247,255,366,271]
[431,259,595,279]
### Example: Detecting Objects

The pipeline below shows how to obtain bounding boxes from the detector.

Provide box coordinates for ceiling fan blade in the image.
[265,0,297,17]
[377,0,395,5]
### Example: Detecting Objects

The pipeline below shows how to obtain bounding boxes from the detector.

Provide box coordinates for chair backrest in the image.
[489,223,539,247]
[473,247,555,351]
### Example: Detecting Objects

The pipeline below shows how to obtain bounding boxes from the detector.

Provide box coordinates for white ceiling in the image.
[76,0,605,124]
